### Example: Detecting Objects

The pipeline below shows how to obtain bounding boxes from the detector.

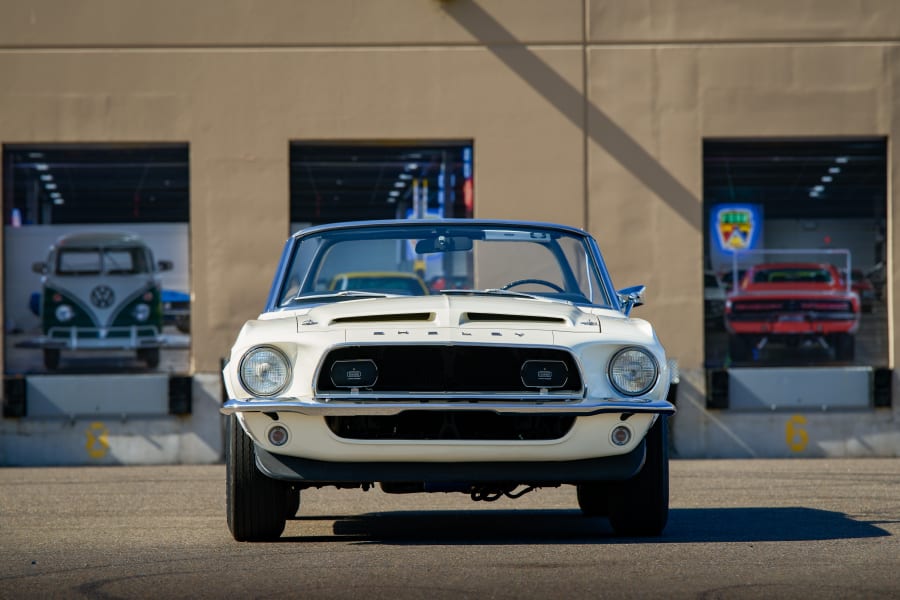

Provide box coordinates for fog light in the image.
[610,425,632,446]
[330,359,378,388]
[521,360,568,389]
[267,425,289,446]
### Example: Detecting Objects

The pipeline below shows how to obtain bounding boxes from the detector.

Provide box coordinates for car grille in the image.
[316,345,583,393]
[730,299,854,314]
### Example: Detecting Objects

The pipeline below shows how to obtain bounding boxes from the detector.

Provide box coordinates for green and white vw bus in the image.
[31,232,171,370]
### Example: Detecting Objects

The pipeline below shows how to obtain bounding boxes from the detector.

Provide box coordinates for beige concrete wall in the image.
[0,1,586,373]
[0,0,896,375]
[587,41,896,366]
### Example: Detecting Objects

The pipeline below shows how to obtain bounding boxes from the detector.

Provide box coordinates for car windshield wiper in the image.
[290,291,392,303]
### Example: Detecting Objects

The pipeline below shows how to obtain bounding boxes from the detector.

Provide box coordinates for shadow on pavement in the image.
[280,507,889,545]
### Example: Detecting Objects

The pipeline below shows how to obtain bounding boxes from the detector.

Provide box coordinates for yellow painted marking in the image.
[85,422,110,459]
[785,415,808,453]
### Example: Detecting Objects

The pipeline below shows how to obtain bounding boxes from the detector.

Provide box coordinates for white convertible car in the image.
[221,219,675,541]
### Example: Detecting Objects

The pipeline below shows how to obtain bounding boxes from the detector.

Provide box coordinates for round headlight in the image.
[608,347,658,396]
[239,346,291,397]
[55,304,74,322]
[132,303,151,322]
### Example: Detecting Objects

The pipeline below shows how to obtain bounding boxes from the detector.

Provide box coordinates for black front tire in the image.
[226,416,288,541]
[43,349,61,370]
[834,334,855,361]
[728,334,751,362]
[138,348,160,369]
[607,416,669,537]
[285,489,301,518]
[576,482,610,517]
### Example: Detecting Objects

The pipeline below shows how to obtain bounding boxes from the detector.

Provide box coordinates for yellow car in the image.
[328,271,429,296]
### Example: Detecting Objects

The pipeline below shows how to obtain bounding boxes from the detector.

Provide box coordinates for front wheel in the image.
[226,416,288,541]
[285,488,301,519]
[137,348,160,369]
[607,416,669,537]
[43,348,60,370]
[576,482,610,517]
[833,333,855,361]
[728,334,752,362]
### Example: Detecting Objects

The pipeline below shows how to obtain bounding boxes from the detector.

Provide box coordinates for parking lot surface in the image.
[1,459,898,598]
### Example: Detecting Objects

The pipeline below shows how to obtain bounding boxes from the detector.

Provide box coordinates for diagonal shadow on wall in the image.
[442,2,701,232]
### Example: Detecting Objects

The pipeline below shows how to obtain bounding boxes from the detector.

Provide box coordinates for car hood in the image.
[242,294,660,348]
[296,294,603,331]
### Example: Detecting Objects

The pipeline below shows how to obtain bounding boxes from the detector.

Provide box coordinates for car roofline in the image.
[289,219,590,240]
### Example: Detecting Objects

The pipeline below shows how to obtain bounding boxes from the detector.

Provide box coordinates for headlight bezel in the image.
[238,344,292,398]
[607,346,659,397]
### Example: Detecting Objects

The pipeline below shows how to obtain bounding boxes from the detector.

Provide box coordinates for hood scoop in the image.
[330,312,435,325]
[461,312,568,325]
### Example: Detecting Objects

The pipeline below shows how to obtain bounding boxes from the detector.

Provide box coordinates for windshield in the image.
[274,223,612,308]
[56,247,152,275]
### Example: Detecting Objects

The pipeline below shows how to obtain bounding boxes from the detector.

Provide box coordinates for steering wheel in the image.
[501,278,565,293]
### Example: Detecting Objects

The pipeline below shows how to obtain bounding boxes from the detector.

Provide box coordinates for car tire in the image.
[607,416,669,537]
[834,334,855,361]
[226,415,288,541]
[285,489,301,518]
[138,348,160,369]
[175,316,190,334]
[43,349,60,370]
[728,334,751,362]
[576,482,610,517]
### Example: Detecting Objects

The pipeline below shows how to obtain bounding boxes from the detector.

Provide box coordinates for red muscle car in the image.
[724,262,860,362]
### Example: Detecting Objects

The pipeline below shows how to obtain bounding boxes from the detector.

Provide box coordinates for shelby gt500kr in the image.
[221,219,675,541]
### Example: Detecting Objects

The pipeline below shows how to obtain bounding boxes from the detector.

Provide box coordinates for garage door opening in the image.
[703,138,888,373]
[289,141,473,232]
[3,143,190,377]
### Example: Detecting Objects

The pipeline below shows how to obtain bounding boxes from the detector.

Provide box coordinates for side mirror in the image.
[157,260,174,272]
[32,262,48,274]
[616,285,646,316]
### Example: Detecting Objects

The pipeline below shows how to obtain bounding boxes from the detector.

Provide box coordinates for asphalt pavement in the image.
[1,459,898,599]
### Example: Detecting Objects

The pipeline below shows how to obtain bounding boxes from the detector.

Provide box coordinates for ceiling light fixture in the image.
[835,156,849,164]
[821,176,833,183]
[828,167,841,174]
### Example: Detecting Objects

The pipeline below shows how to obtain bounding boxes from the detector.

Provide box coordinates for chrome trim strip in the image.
[220,397,676,417]
[315,390,584,401]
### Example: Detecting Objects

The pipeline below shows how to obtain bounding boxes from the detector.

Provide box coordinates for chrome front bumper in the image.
[220,396,676,417]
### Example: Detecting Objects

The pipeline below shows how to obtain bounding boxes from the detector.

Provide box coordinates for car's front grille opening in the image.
[316,345,583,393]
[325,411,575,441]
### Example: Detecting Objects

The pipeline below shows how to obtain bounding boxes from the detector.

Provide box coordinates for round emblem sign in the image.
[90,285,115,308]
